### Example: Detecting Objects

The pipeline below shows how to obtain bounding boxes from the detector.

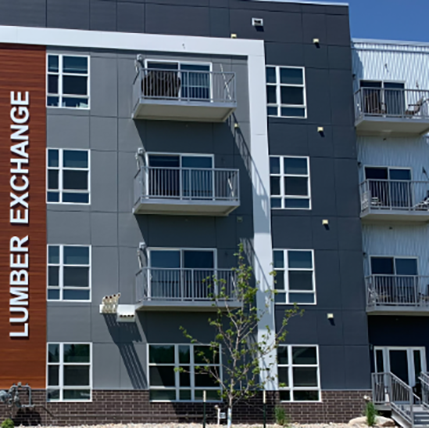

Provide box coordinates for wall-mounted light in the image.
[317,126,324,133]
[234,123,240,129]
[231,34,237,39]
[313,38,320,45]
[322,219,329,226]
[327,313,334,320]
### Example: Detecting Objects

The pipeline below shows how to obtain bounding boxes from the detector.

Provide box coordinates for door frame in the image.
[374,346,427,387]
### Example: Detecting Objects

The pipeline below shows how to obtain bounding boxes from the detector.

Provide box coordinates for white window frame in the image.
[369,255,419,276]
[46,54,90,109]
[273,249,316,305]
[267,65,307,119]
[47,148,91,205]
[47,245,92,302]
[374,346,426,388]
[46,342,92,402]
[278,345,321,402]
[270,156,311,210]
[148,343,222,402]
[144,59,213,101]
[148,248,218,269]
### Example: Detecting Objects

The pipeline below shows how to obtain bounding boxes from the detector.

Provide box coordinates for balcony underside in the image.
[136,300,242,312]
[132,99,236,122]
[367,305,429,315]
[361,209,429,222]
[134,198,239,216]
[355,116,429,136]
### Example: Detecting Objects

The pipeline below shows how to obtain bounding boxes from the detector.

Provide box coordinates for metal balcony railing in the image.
[366,275,429,308]
[136,268,238,304]
[133,68,236,107]
[134,166,240,205]
[419,372,429,411]
[355,87,429,121]
[360,180,429,213]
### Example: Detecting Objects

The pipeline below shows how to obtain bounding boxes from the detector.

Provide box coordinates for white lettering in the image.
[10,288,29,306]
[10,157,29,174]
[10,175,29,192]
[10,125,29,141]
[10,236,29,252]
[10,107,29,124]
[10,91,29,106]
[10,324,28,338]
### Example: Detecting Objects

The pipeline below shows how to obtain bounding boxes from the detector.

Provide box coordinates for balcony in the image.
[133,166,240,216]
[354,88,429,136]
[366,275,429,314]
[132,68,236,122]
[360,180,429,222]
[135,268,240,311]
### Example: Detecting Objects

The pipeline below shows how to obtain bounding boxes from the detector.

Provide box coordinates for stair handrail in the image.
[419,372,429,410]
[373,372,420,428]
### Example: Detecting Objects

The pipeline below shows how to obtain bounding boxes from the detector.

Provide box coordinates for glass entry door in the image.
[374,347,426,388]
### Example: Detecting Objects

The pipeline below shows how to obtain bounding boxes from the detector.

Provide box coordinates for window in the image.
[266,66,306,118]
[148,344,221,401]
[47,149,90,204]
[277,345,320,401]
[48,245,91,302]
[273,250,316,304]
[270,156,311,209]
[47,343,92,401]
[144,61,211,101]
[47,54,90,109]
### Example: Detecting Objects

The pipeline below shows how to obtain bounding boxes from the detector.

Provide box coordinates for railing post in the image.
[410,386,414,428]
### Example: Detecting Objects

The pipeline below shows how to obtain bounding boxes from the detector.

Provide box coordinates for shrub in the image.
[1,419,14,428]
[275,406,289,427]
[365,401,378,427]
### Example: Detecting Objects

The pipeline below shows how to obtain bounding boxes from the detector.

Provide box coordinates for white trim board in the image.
[0,25,275,388]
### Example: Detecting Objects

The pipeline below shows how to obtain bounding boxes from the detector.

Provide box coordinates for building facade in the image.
[352,39,429,413]
[0,0,370,425]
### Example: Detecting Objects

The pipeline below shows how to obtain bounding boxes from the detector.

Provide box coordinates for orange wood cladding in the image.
[0,44,46,389]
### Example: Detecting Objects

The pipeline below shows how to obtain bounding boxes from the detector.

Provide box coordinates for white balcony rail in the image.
[134,166,240,205]
[133,68,236,108]
[366,275,429,308]
[136,268,238,303]
[372,372,420,427]
[355,87,429,121]
[360,180,429,212]
[419,372,429,410]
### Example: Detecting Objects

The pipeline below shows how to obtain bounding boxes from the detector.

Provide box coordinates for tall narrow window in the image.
[277,345,320,401]
[270,156,311,209]
[48,245,91,302]
[47,54,90,109]
[47,149,90,204]
[47,343,92,401]
[148,344,221,401]
[266,66,306,118]
[273,249,316,304]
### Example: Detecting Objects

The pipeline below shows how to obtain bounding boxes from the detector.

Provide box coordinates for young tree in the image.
[179,244,302,428]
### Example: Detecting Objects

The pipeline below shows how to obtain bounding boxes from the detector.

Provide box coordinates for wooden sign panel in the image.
[0,44,46,389]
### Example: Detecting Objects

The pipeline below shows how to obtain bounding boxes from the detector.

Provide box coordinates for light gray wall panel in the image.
[91,57,118,117]
[47,211,91,244]
[118,152,136,213]
[119,247,140,304]
[93,344,121,389]
[91,151,118,212]
[90,117,118,151]
[47,114,90,148]
[47,305,92,342]
[90,212,118,246]
[119,342,147,389]
[92,246,120,303]
[118,119,145,153]
[117,58,135,118]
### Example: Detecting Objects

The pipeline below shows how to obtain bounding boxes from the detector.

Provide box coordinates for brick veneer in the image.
[1,390,370,426]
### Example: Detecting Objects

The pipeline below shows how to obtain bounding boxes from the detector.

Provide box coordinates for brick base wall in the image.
[1,390,370,426]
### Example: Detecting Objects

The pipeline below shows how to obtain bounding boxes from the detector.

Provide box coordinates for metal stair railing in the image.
[419,372,429,411]
[372,372,421,428]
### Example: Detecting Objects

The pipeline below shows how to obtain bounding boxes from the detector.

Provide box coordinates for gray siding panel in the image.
[47,0,90,30]
[117,2,144,33]
[0,0,47,27]
[90,0,117,31]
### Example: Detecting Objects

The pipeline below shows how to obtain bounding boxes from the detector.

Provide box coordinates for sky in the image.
[277,0,429,43]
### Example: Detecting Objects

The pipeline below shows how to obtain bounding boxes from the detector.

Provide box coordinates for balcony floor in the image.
[361,208,429,223]
[356,116,429,136]
[136,300,242,312]
[367,306,429,315]
[133,198,239,216]
[132,99,236,122]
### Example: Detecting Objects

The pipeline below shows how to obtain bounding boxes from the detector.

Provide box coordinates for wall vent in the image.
[252,18,263,27]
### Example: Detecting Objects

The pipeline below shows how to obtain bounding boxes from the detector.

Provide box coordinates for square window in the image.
[47,54,89,109]
[47,149,90,204]
[47,245,91,302]
[266,66,306,118]
[47,343,91,402]
[270,156,310,210]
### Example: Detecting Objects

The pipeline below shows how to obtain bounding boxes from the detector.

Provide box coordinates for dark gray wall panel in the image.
[148,0,209,6]
[328,45,353,70]
[90,0,117,31]
[311,217,338,250]
[229,0,301,13]
[47,0,90,29]
[326,14,351,46]
[306,68,332,125]
[339,250,367,310]
[268,123,308,156]
[0,0,47,27]
[117,2,144,33]
[329,69,354,126]
[210,7,230,37]
[319,346,346,389]
[271,215,313,249]
[265,42,304,67]
[308,125,334,158]
[333,126,357,159]
[334,158,360,217]
[145,4,210,36]
[304,44,329,69]
[344,346,371,389]
[311,157,337,215]
[302,12,326,44]
[342,311,369,346]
